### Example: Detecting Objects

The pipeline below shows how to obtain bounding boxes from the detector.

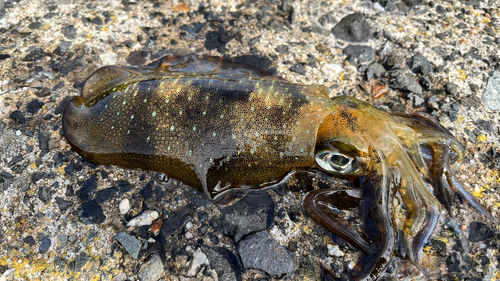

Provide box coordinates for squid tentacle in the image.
[304,189,375,256]
[351,150,395,281]
[445,170,498,224]
[390,139,441,267]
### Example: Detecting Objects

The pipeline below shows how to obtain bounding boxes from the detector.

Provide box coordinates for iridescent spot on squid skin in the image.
[62,54,497,281]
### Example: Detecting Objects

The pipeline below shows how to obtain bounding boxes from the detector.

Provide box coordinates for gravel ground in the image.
[0,0,499,280]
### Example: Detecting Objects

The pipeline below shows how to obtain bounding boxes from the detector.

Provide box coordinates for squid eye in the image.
[315,151,361,175]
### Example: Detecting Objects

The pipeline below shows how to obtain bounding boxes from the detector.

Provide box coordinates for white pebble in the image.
[127,210,159,227]
[186,222,193,229]
[185,232,193,239]
[119,199,130,215]
[321,64,343,81]
[327,244,344,257]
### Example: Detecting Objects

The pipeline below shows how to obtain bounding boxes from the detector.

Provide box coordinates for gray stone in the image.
[331,13,373,42]
[384,0,397,11]
[468,222,494,242]
[238,231,294,277]
[68,235,78,244]
[221,191,275,242]
[411,54,434,75]
[366,63,386,80]
[390,76,422,95]
[343,45,375,65]
[482,71,500,111]
[137,254,164,281]
[38,186,53,204]
[414,95,425,107]
[55,196,73,211]
[402,0,422,7]
[445,218,462,238]
[428,95,440,110]
[53,41,72,56]
[114,232,142,259]
[446,83,459,96]
[290,63,306,75]
[201,245,239,281]
[57,235,68,248]
[62,25,77,39]
[39,236,51,253]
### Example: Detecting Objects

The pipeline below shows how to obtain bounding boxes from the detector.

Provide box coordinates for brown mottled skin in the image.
[62,54,496,281]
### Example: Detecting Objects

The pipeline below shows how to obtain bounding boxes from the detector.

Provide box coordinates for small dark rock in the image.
[390,76,422,95]
[435,5,445,13]
[55,197,73,211]
[446,83,459,96]
[411,54,434,75]
[366,63,386,80]
[77,175,98,201]
[179,22,206,39]
[35,88,51,97]
[421,76,433,90]
[384,0,398,11]
[220,191,275,242]
[474,119,494,132]
[38,186,53,204]
[402,0,422,7]
[190,194,211,207]
[205,31,224,51]
[238,231,295,277]
[28,22,42,29]
[60,58,83,75]
[267,19,288,32]
[115,232,142,259]
[161,204,195,236]
[331,13,373,42]
[77,200,106,224]
[462,95,482,109]
[469,222,495,242]
[0,171,14,179]
[31,171,46,183]
[0,54,11,60]
[9,110,25,124]
[91,17,103,25]
[24,236,36,246]
[64,160,75,174]
[62,25,77,39]
[39,237,51,253]
[446,252,462,273]
[53,41,72,56]
[449,111,459,122]
[8,155,23,166]
[95,187,118,204]
[343,45,375,65]
[38,132,50,157]
[290,63,306,75]
[23,48,45,61]
[26,99,44,114]
[275,45,289,54]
